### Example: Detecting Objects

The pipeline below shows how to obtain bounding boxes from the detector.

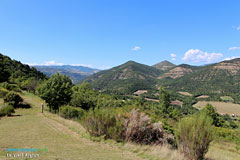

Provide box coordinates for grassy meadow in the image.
[0,92,239,159]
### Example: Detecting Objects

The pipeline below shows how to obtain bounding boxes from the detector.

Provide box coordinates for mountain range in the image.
[34,65,100,83]
[83,58,240,98]
[1,52,240,99]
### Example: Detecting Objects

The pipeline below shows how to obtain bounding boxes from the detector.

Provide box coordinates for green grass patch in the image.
[221,96,234,102]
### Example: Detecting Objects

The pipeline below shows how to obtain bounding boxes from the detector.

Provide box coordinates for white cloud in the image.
[182,49,223,63]
[25,62,38,66]
[98,66,111,70]
[224,56,240,61]
[26,61,64,66]
[233,25,240,31]
[71,64,93,68]
[43,61,64,66]
[132,46,141,51]
[170,53,177,61]
[229,47,240,51]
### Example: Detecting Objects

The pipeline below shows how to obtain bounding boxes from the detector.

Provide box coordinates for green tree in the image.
[70,82,97,110]
[159,86,171,115]
[202,103,224,127]
[37,73,73,112]
[4,92,23,107]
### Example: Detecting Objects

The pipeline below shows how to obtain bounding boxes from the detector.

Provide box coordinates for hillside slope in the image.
[160,59,240,96]
[158,64,201,79]
[0,53,46,83]
[84,61,162,94]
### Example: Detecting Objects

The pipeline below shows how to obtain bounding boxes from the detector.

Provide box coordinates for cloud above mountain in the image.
[170,53,177,61]
[182,49,223,63]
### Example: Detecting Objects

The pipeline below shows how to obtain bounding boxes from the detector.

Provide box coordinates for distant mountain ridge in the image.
[83,58,240,97]
[153,60,176,71]
[34,65,100,83]
[161,58,240,95]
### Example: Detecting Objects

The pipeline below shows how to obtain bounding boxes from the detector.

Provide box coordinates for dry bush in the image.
[124,109,174,145]
[82,108,174,145]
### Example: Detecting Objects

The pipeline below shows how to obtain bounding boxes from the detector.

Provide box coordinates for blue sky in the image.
[0,0,239,69]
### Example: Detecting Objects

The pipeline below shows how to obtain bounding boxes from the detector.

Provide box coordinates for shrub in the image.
[0,88,8,98]
[124,109,174,145]
[82,107,174,145]
[3,92,23,107]
[0,82,21,92]
[81,107,125,142]
[0,105,15,116]
[59,105,85,120]
[214,127,240,144]
[176,113,213,160]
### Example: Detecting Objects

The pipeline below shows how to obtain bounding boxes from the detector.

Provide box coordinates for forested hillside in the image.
[84,58,240,102]
[0,53,47,91]
[160,59,240,99]
[84,61,162,94]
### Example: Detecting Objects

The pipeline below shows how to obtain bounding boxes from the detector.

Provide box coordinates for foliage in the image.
[37,73,73,112]
[81,107,125,142]
[202,103,224,127]
[0,82,21,92]
[159,86,171,115]
[176,112,213,160]
[4,92,23,107]
[96,94,124,108]
[82,107,174,145]
[0,105,15,116]
[0,53,47,91]
[214,127,240,145]
[201,104,238,129]
[70,83,97,110]
[59,105,85,120]
[0,88,8,98]
[20,77,42,93]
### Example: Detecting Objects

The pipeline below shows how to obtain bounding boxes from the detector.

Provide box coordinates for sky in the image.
[0,0,239,69]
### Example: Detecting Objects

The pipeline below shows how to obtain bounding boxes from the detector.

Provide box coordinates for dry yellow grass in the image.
[178,91,192,96]
[196,95,210,99]
[193,101,240,115]
[206,142,240,160]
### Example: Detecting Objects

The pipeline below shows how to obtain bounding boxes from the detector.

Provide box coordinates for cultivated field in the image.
[194,101,240,115]
[178,91,192,96]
